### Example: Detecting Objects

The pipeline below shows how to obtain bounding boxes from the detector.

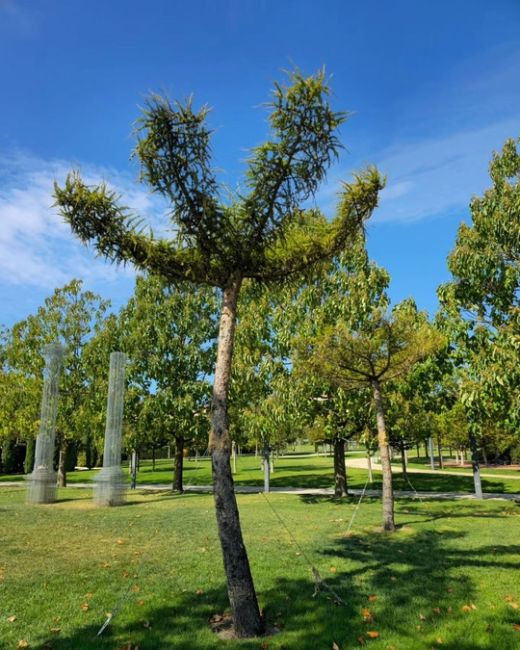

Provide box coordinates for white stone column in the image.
[94,352,127,506]
[27,344,65,504]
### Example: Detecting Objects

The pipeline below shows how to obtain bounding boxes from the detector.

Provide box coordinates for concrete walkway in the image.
[2,480,518,501]
[346,456,520,480]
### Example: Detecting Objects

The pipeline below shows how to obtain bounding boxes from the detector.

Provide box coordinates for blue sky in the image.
[1,0,519,327]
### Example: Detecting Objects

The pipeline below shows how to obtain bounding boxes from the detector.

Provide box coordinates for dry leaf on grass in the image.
[80,603,89,612]
[366,631,380,639]
[18,642,29,649]
[368,594,378,602]
[7,615,17,622]
[362,608,373,622]
[332,642,340,650]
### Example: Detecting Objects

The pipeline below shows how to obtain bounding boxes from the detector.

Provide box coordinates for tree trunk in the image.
[152,447,156,472]
[57,444,67,487]
[130,449,137,489]
[416,442,420,460]
[367,451,373,483]
[437,436,443,469]
[173,435,184,493]
[333,438,348,496]
[428,436,435,470]
[209,278,263,637]
[263,440,270,493]
[371,378,395,532]
[400,439,407,478]
[24,438,36,474]
[468,430,483,498]
[482,447,488,466]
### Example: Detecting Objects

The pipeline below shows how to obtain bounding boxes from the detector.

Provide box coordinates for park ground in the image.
[1,451,520,649]
[2,448,520,496]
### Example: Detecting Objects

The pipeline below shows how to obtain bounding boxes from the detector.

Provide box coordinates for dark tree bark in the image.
[333,437,348,496]
[56,441,67,487]
[24,438,36,474]
[371,378,395,532]
[400,439,408,478]
[209,278,264,638]
[173,435,184,493]
[437,436,444,469]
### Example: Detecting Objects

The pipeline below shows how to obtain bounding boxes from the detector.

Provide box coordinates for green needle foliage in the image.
[54,68,384,637]
[304,301,445,531]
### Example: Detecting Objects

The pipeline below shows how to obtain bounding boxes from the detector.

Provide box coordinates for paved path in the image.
[1,480,518,501]
[346,456,520,480]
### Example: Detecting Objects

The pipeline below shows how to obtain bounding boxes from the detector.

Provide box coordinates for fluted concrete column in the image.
[27,343,65,504]
[94,352,127,506]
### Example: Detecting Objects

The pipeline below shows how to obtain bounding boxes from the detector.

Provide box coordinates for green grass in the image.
[1,487,520,649]
[2,453,520,494]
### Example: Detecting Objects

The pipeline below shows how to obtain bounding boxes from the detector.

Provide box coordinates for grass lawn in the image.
[1,487,520,649]
[2,453,520,495]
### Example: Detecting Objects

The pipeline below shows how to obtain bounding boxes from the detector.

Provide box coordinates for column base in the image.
[94,466,127,506]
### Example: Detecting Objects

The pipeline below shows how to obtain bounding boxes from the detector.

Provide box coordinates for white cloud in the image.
[0,150,169,288]
[372,117,519,223]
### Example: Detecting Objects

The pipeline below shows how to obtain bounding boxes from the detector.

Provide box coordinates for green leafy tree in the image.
[304,301,444,531]
[439,136,520,491]
[54,69,384,635]
[117,275,218,491]
[4,280,109,484]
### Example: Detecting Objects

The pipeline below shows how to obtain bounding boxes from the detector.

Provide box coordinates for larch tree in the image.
[304,301,444,531]
[54,70,384,637]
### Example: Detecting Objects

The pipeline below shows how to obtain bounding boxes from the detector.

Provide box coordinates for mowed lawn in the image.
[1,487,520,649]
[2,453,520,495]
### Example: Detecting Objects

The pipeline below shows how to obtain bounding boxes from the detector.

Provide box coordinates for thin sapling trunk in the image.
[371,378,395,532]
[173,435,185,493]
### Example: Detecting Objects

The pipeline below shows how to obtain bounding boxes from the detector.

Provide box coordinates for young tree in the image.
[54,70,384,636]
[304,302,444,531]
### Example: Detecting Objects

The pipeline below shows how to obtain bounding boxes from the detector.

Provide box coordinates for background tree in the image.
[117,275,218,492]
[439,135,520,491]
[54,69,384,636]
[3,280,109,484]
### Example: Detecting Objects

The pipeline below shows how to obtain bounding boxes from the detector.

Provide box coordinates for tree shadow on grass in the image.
[38,522,520,650]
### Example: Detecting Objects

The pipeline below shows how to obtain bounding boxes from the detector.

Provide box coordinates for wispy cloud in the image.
[373,117,518,223]
[318,43,520,224]
[0,151,168,288]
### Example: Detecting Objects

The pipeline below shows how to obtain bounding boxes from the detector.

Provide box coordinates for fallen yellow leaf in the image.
[18,642,29,649]
[362,608,373,622]
[366,631,380,639]
[80,603,89,612]
[368,594,378,602]
[7,615,17,623]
